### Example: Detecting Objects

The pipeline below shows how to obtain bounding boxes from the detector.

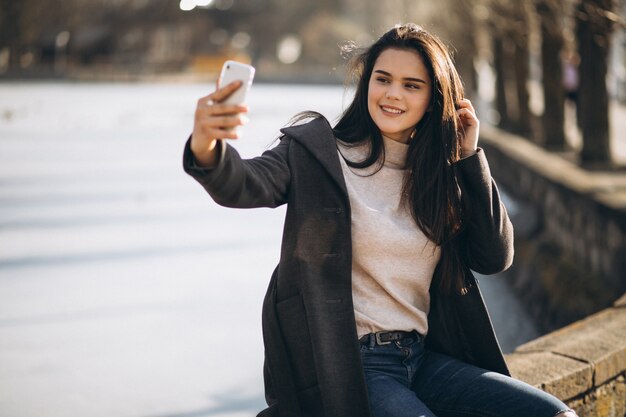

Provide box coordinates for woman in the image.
[183,24,577,417]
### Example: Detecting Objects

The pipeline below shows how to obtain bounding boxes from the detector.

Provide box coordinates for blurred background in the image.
[1,1,625,417]
[2,0,626,159]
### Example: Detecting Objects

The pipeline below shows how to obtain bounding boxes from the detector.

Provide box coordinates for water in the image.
[0,82,537,417]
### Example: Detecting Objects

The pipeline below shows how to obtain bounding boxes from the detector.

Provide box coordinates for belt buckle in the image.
[375,332,391,345]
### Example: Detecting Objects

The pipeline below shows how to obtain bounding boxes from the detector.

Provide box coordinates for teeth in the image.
[382,106,403,114]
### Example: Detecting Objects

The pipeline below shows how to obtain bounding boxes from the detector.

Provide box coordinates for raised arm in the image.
[183,137,291,209]
[454,99,513,274]
[455,150,514,275]
[183,79,291,209]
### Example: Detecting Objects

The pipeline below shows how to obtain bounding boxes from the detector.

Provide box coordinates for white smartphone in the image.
[218,60,255,105]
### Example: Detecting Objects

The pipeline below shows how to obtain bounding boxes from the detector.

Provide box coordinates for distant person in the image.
[183,23,578,417]
[562,50,580,122]
[561,51,582,128]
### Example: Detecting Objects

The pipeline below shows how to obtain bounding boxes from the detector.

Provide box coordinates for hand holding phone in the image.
[190,61,255,167]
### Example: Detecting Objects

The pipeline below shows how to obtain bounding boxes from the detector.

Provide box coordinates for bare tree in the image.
[488,0,513,129]
[576,0,617,165]
[536,0,567,149]
[487,0,532,133]
[511,1,532,136]
[0,0,24,71]
[492,32,511,128]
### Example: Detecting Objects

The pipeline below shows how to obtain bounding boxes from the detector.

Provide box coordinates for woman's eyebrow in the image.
[373,69,427,84]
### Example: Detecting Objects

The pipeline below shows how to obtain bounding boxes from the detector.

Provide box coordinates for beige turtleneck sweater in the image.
[337,137,441,338]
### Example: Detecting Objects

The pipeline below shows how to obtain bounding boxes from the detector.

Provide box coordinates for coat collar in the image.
[280,116,348,197]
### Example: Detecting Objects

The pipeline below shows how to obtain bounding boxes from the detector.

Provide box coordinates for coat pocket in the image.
[276,295,318,391]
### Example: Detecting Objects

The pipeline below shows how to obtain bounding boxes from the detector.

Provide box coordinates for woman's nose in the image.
[385,83,402,100]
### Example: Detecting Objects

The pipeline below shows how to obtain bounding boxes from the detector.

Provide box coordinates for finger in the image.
[211,115,247,128]
[196,82,248,109]
[196,112,247,126]
[197,95,248,114]
[202,125,241,140]
[197,93,215,105]
[456,98,475,111]
[457,108,479,123]
[208,80,243,103]
[456,109,478,120]
[203,103,249,116]
[195,101,247,122]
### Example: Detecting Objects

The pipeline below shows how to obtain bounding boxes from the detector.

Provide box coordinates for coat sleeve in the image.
[454,148,514,274]
[182,136,291,209]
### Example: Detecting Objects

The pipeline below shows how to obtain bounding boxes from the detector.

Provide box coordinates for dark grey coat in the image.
[183,116,514,417]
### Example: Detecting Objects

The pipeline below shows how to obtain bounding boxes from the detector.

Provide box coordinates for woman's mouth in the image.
[380,105,405,115]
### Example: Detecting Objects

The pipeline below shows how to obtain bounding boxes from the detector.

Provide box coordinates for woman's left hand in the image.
[456,99,479,155]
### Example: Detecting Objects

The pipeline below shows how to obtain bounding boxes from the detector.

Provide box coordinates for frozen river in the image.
[0,82,538,417]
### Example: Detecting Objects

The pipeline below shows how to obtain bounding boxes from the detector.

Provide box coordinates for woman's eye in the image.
[376,77,390,83]
[406,84,420,90]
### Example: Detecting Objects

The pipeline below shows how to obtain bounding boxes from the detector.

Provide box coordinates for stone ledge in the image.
[505,297,626,400]
[506,351,592,400]
[480,124,626,212]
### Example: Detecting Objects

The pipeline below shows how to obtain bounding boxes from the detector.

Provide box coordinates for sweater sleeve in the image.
[454,148,514,275]
[182,136,291,209]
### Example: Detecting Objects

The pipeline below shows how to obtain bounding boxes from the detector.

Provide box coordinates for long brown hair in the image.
[334,23,467,294]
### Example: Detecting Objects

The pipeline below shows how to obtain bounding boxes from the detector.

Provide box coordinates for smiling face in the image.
[367,48,433,143]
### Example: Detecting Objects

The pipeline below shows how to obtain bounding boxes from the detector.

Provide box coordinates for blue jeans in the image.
[360,332,572,417]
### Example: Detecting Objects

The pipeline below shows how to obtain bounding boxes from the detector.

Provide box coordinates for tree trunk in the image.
[0,0,23,71]
[537,0,566,150]
[493,35,510,128]
[576,0,614,165]
[512,3,531,136]
[502,2,531,136]
[514,43,531,135]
